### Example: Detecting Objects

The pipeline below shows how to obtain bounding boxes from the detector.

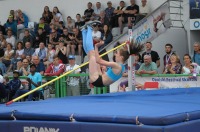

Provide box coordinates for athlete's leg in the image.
[81,28,88,54]
[86,25,94,52]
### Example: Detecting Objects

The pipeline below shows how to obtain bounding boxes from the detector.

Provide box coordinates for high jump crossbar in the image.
[6,42,127,105]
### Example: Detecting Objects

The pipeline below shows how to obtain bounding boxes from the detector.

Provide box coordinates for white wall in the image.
[0,0,166,24]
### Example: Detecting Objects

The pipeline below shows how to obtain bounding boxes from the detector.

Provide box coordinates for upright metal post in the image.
[127,29,136,91]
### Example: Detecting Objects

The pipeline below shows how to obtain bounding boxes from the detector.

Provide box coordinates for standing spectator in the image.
[104,1,115,28]
[22,29,34,46]
[6,29,16,48]
[83,2,94,21]
[32,42,47,61]
[22,42,35,59]
[7,70,21,101]
[163,43,174,72]
[93,2,104,20]
[4,15,17,36]
[15,9,29,30]
[44,56,65,76]
[124,0,139,28]
[55,41,68,64]
[163,54,182,74]
[192,42,200,65]
[136,55,157,75]
[32,56,45,75]
[66,55,81,96]
[75,14,85,30]
[141,42,160,68]
[52,6,63,22]
[42,6,53,24]
[69,28,83,56]
[44,43,55,68]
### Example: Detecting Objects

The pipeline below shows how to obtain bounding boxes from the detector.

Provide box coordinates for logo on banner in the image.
[134,24,151,44]
[24,127,60,132]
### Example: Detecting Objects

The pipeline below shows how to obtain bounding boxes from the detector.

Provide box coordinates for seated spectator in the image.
[6,29,16,49]
[66,55,81,96]
[104,1,115,28]
[42,6,53,24]
[182,54,200,74]
[0,57,7,75]
[93,2,104,20]
[92,23,101,44]
[10,42,24,71]
[13,64,42,101]
[7,70,21,101]
[2,43,14,69]
[18,58,30,76]
[75,14,85,30]
[0,23,6,35]
[34,17,49,35]
[0,32,7,49]
[44,56,65,76]
[139,0,150,15]
[23,29,34,46]
[22,42,35,59]
[49,29,60,47]
[62,28,72,56]
[55,41,68,64]
[141,42,160,68]
[44,43,55,68]
[0,75,8,100]
[4,15,17,36]
[83,2,94,21]
[69,28,83,56]
[35,27,46,48]
[66,16,75,33]
[15,9,29,30]
[32,56,45,75]
[52,6,63,22]
[136,55,157,75]
[32,42,47,61]
[113,1,127,30]
[99,24,113,49]
[163,54,182,74]
[124,0,139,28]
[192,42,200,66]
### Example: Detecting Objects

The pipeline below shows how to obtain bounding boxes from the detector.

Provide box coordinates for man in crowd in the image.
[163,43,174,72]
[136,55,157,75]
[193,42,200,65]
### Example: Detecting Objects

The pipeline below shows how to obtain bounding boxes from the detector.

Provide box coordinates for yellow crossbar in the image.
[6,42,127,105]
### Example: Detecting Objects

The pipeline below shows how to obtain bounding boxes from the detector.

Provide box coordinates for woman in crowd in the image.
[163,54,182,74]
[42,6,53,24]
[66,16,75,33]
[52,6,63,22]
[182,54,200,74]
[44,43,55,68]
[0,33,7,49]
[55,41,68,64]
[2,43,14,73]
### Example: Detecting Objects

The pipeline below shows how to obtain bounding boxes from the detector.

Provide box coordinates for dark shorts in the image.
[91,75,105,87]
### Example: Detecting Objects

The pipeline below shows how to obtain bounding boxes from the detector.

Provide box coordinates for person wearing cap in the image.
[4,15,17,36]
[13,63,42,101]
[44,56,65,76]
[7,70,21,101]
[66,55,81,96]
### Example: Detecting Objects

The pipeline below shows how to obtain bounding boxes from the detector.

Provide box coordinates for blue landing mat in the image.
[1,88,200,126]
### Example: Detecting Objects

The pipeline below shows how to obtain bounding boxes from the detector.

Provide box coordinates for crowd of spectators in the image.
[0,0,200,101]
